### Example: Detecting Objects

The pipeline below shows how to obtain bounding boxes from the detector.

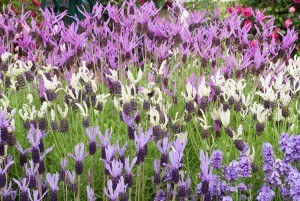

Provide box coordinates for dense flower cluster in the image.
[0,0,299,200]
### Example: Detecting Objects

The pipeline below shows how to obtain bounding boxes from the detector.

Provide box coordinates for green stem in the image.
[76,175,81,201]
[172,184,178,201]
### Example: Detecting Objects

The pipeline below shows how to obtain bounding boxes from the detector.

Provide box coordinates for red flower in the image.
[269,32,280,43]
[284,18,293,28]
[249,39,258,48]
[22,0,27,3]
[163,1,173,9]
[294,0,300,3]
[227,7,235,14]
[236,5,243,14]
[32,0,42,7]
[139,0,145,5]
[242,7,253,18]
[243,19,253,32]
[31,11,38,18]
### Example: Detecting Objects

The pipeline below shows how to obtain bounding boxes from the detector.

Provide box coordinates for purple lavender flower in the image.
[13,178,29,201]
[153,160,161,185]
[38,146,53,174]
[0,181,16,201]
[117,176,127,201]
[124,157,137,188]
[98,129,112,160]
[0,108,15,142]
[279,133,290,152]
[198,150,213,194]
[222,196,233,201]
[104,179,120,201]
[46,173,59,201]
[116,141,127,164]
[16,142,31,167]
[210,150,223,169]
[257,185,274,201]
[24,160,38,189]
[239,156,251,178]
[268,170,282,186]
[288,168,300,201]
[105,159,123,189]
[154,189,165,201]
[224,160,239,182]
[156,138,173,166]
[134,126,153,164]
[262,143,274,173]
[86,126,99,155]
[28,190,48,201]
[87,186,95,201]
[68,143,89,175]
[27,125,44,163]
[237,183,247,192]
[67,171,76,193]
[165,150,183,184]
[0,160,14,188]
[60,158,68,182]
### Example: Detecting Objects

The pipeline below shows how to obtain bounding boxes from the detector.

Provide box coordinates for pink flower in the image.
[228,7,235,14]
[236,5,243,14]
[243,20,253,32]
[284,18,293,28]
[294,0,300,3]
[289,6,296,13]
[242,7,253,18]
[249,39,258,48]
[269,32,280,43]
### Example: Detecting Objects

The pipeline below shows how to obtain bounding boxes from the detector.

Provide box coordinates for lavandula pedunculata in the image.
[67,171,76,193]
[13,178,29,201]
[86,126,99,155]
[105,159,123,189]
[134,127,153,165]
[124,157,137,188]
[116,142,127,164]
[24,160,38,189]
[87,186,95,201]
[38,146,53,174]
[0,181,17,201]
[60,158,68,183]
[0,160,14,188]
[68,143,89,175]
[98,129,112,160]
[46,173,59,201]
[16,142,31,167]
[156,138,172,166]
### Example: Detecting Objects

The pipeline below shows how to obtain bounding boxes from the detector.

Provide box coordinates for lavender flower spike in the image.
[16,142,31,167]
[124,156,137,188]
[13,178,29,201]
[87,186,95,201]
[86,126,99,155]
[68,143,89,175]
[134,126,153,164]
[46,172,59,201]
[0,160,14,188]
[0,181,17,201]
[28,190,48,201]
[104,179,120,201]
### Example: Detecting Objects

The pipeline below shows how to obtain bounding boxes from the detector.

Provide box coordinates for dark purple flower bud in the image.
[59,119,69,133]
[201,180,209,195]
[82,117,90,128]
[38,118,47,131]
[256,122,265,134]
[50,121,58,131]
[31,147,40,163]
[28,175,37,189]
[234,139,245,151]
[50,190,58,201]
[76,161,83,175]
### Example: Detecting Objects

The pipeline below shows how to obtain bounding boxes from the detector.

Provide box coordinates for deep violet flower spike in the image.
[0,160,14,188]
[60,158,68,182]
[13,178,29,201]
[0,181,17,201]
[86,126,99,155]
[68,143,89,175]
[16,142,31,167]
[46,172,59,201]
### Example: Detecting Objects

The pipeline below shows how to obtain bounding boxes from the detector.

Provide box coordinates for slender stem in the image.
[76,175,81,201]
[172,184,178,201]
[141,163,145,201]
[129,188,132,201]
[36,172,43,200]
